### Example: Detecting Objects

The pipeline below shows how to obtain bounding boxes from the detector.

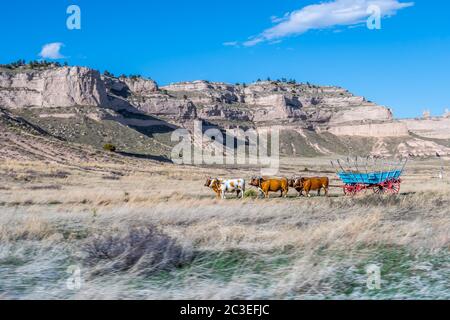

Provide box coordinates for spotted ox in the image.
[293,177,329,197]
[205,177,245,199]
[250,177,289,198]
[288,177,304,197]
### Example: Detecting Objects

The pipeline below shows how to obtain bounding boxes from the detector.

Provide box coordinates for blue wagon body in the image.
[337,170,402,185]
[332,158,407,195]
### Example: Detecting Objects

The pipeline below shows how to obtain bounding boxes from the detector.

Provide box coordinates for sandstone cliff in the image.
[159,80,393,127]
[0,67,394,129]
[400,115,450,140]
[1,65,449,158]
[325,122,409,138]
[0,66,108,108]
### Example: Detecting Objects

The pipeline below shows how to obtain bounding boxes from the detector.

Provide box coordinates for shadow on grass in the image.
[117,151,173,163]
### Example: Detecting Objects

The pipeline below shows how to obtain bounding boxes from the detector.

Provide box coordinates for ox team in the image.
[205,176,329,199]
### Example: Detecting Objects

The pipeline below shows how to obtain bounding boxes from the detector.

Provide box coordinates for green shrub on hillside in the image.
[103,143,117,152]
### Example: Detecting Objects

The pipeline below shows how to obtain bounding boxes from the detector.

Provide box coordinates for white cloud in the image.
[223,41,239,47]
[39,42,65,59]
[243,0,414,46]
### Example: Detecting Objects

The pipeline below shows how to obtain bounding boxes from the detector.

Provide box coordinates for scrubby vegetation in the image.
[255,77,298,85]
[103,70,115,77]
[103,143,117,152]
[103,70,149,81]
[244,189,259,198]
[0,59,68,70]
[82,225,193,277]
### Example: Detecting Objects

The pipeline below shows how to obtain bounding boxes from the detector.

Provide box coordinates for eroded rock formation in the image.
[1,65,449,158]
[400,116,450,139]
[0,66,108,108]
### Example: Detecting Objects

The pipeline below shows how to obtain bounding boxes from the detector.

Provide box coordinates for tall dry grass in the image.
[0,157,449,299]
[0,188,448,299]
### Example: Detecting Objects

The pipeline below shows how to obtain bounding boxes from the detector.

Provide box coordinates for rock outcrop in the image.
[2,65,449,158]
[326,122,409,137]
[0,67,394,130]
[400,115,450,139]
[397,138,450,157]
[121,77,158,96]
[159,80,392,126]
[246,94,304,122]
[0,67,108,108]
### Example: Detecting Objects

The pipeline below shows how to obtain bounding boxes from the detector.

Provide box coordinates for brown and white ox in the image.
[204,177,245,199]
[291,177,329,197]
[249,177,289,198]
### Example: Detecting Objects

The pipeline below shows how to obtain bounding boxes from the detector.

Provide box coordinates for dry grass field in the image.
[0,156,449,299]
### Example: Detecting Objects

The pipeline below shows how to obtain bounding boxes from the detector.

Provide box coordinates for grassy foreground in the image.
[0,158,449,299]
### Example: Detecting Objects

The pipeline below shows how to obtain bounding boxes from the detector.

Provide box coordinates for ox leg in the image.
[318,189,321,196]
[257,188,264,199]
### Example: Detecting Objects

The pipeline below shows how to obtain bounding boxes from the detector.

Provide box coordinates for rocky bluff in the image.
[1,65,449,157]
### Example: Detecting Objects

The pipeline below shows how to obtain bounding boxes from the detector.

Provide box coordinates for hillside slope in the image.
[0,107,168,165]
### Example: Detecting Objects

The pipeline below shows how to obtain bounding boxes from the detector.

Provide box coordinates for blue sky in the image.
[1,0,449,118]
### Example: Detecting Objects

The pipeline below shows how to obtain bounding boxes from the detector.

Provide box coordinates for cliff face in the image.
[400,116,450,139]
[326,122,409,138]
[122,77,159,95]
[0,67,394,128]
[158,81,394,127]
[1,66,449,158]
[0,67,108,108]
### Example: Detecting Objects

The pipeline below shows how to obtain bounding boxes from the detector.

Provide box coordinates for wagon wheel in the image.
[386,180,401,194]
[373,180,400,195]
[343,185,357,196]
[373,185,386,194]
[355,184,366,195]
